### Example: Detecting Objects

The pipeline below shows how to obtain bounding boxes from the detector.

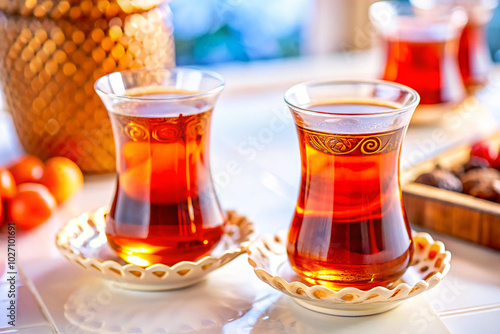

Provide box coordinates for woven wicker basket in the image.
[0,0,175,173]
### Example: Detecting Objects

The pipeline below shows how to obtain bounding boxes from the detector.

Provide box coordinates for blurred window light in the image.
[491,6,500,62]
[170,0,311,65]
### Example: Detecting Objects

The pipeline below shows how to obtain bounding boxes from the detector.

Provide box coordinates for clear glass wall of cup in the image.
[370,1,467,124]
[411,0,499,91]
[285,80,420,290]
[95,68,226,267]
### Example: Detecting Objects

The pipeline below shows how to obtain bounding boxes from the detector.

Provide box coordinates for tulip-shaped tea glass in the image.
[95,68,226,267]
[411,0,499,90]
[285,80,420,290]
[370,1,466,122]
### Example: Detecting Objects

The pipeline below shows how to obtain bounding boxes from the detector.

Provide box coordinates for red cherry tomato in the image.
[0,169,16,200]
[8,183,56,230]
[492,150,500,171]
[40,157,84,203]
[0,199,3,227]
[8,156,44,185]
[470,140,497,165]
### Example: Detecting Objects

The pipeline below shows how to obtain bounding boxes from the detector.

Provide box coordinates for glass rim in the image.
[284,79,420,117]
[94,67,225,102]
[410,0,499,12]
[369,0,468,23]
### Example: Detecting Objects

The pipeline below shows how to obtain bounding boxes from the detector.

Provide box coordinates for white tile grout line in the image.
[18,266,59,334]
[437,303,500,318]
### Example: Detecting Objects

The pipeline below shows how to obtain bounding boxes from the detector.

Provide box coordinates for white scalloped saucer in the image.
[248,230,451,316]
[56,207,255,291]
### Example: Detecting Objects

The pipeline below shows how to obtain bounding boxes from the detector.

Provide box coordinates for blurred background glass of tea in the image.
[411,0,499,91]
[370,1,468,124]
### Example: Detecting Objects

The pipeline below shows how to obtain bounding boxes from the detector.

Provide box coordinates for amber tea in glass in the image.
[370,1,466,117]
[411,0,499,90]
[285,80,419,290]
[95,68,226,266]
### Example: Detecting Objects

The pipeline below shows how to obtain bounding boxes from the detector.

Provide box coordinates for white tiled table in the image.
[2,51,500,333]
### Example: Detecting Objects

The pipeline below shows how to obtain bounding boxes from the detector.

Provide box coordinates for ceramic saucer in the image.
[247,230,451,316]
[56,207,255,291]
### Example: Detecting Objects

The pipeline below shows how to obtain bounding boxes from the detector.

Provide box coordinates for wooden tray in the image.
[402,134,500,251]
